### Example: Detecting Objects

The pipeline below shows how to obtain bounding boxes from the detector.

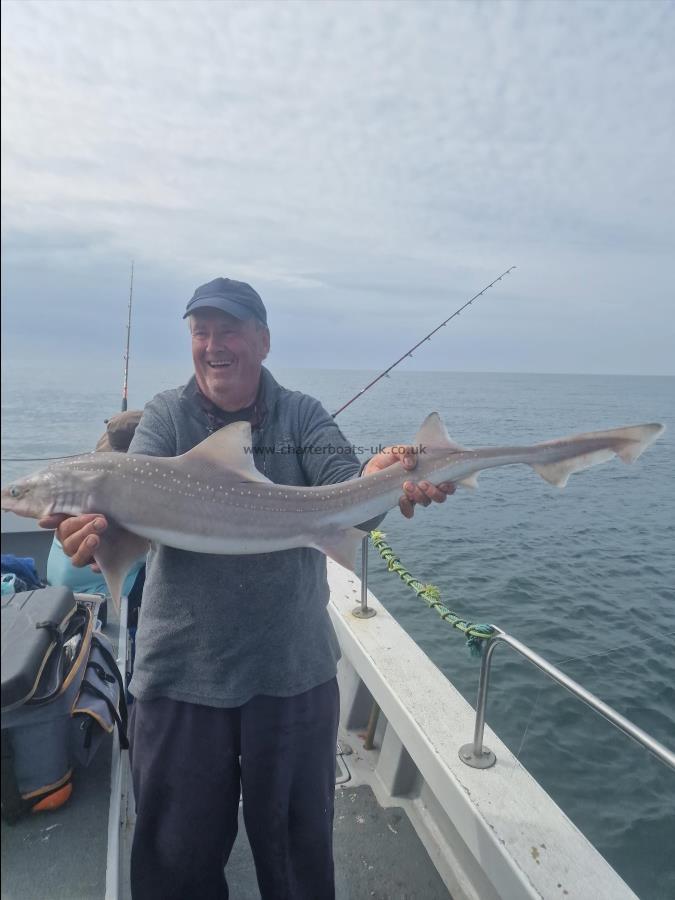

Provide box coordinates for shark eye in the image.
[9,486,22,498]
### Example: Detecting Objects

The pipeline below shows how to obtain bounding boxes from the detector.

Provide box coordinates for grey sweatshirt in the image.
[127,368,373,707]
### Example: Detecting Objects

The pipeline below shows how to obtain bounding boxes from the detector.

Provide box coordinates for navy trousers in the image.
[128,679,339,900]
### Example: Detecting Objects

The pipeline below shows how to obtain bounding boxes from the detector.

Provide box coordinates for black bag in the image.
[1,587,128,823]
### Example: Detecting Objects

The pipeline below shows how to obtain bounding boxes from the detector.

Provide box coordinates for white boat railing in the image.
[357,536,675,774]
[459,628,675,771]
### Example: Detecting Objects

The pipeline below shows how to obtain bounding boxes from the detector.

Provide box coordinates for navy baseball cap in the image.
[183,277,267,326]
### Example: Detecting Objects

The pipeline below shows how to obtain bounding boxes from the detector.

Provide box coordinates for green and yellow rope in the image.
[369,530,496,656]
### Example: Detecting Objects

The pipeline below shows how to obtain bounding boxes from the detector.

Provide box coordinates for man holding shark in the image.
[5,278,661,898]
[39,277,455,900]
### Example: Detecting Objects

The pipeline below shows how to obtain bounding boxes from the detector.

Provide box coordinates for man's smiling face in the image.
[190,308,270,411]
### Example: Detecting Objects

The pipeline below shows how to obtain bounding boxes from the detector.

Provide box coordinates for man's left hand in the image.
[362,445,456,519]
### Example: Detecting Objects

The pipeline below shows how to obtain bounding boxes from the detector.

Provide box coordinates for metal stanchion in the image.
[352,536,376,619]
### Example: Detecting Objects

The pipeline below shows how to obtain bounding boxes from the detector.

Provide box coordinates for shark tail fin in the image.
[609,423,665,463]
[532,451,615,488]
[531,423,665,489]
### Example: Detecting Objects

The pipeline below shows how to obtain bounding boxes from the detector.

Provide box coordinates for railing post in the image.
[459,629,675,772]
[352,536,376,619]
[459,636,499,769]
[363,702,381,750]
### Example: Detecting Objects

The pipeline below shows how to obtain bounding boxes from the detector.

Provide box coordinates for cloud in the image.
[1,0,674,375]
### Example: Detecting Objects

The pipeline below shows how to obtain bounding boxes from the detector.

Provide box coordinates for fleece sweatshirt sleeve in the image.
[294,394,361,486]
[128,393,179,457]
[294,394,386,531]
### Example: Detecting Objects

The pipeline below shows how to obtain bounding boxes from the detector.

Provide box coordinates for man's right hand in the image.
[38,514,108,568]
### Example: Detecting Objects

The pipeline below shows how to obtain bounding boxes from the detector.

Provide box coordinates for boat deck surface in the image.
[222,784,451,900]
[2,748,451,900]
[1,738,112,899]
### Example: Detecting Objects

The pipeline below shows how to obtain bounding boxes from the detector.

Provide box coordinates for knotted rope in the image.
[369,530,496,656]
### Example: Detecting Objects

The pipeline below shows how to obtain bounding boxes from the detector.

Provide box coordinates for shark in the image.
[1,413,664,610]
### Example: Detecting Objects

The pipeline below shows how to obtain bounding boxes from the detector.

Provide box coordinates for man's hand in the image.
[362,446,456,519]
[38,513,108,569]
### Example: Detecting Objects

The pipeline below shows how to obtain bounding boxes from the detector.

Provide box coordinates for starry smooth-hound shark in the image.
[1,414,664,610]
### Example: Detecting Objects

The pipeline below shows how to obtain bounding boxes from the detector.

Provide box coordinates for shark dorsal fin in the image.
[414,413,465,451]
[414,412,479,489]
[178,421,271,483]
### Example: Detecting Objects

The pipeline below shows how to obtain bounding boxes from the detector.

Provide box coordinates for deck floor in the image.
[3,778,451,900]
[1,743,112,899]
[226,784,451,899]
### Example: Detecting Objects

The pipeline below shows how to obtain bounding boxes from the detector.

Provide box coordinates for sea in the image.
[2,367,674,900]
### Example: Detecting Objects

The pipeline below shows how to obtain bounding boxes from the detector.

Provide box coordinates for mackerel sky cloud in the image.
[1,0,674,379]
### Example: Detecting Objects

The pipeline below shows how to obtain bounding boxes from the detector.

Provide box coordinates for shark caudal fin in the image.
[531,423,665,489]
[413,412,480,489]
[93,523,150,613]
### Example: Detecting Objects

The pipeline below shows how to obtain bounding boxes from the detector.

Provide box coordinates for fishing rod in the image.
[3,263,138,462]
[3,266,515,463]
[332,266,516,418]
[121,260,135,412]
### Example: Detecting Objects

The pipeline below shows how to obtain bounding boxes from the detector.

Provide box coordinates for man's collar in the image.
[179,366,281,430]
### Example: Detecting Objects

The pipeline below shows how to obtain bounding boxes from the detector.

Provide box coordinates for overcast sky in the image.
[1,0,674,385]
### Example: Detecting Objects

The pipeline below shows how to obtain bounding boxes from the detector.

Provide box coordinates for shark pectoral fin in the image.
[177,421,272,484]
[414,412,466,452]
[93,524,150,614]
[458,473,479,489]
[312,527,365,572]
